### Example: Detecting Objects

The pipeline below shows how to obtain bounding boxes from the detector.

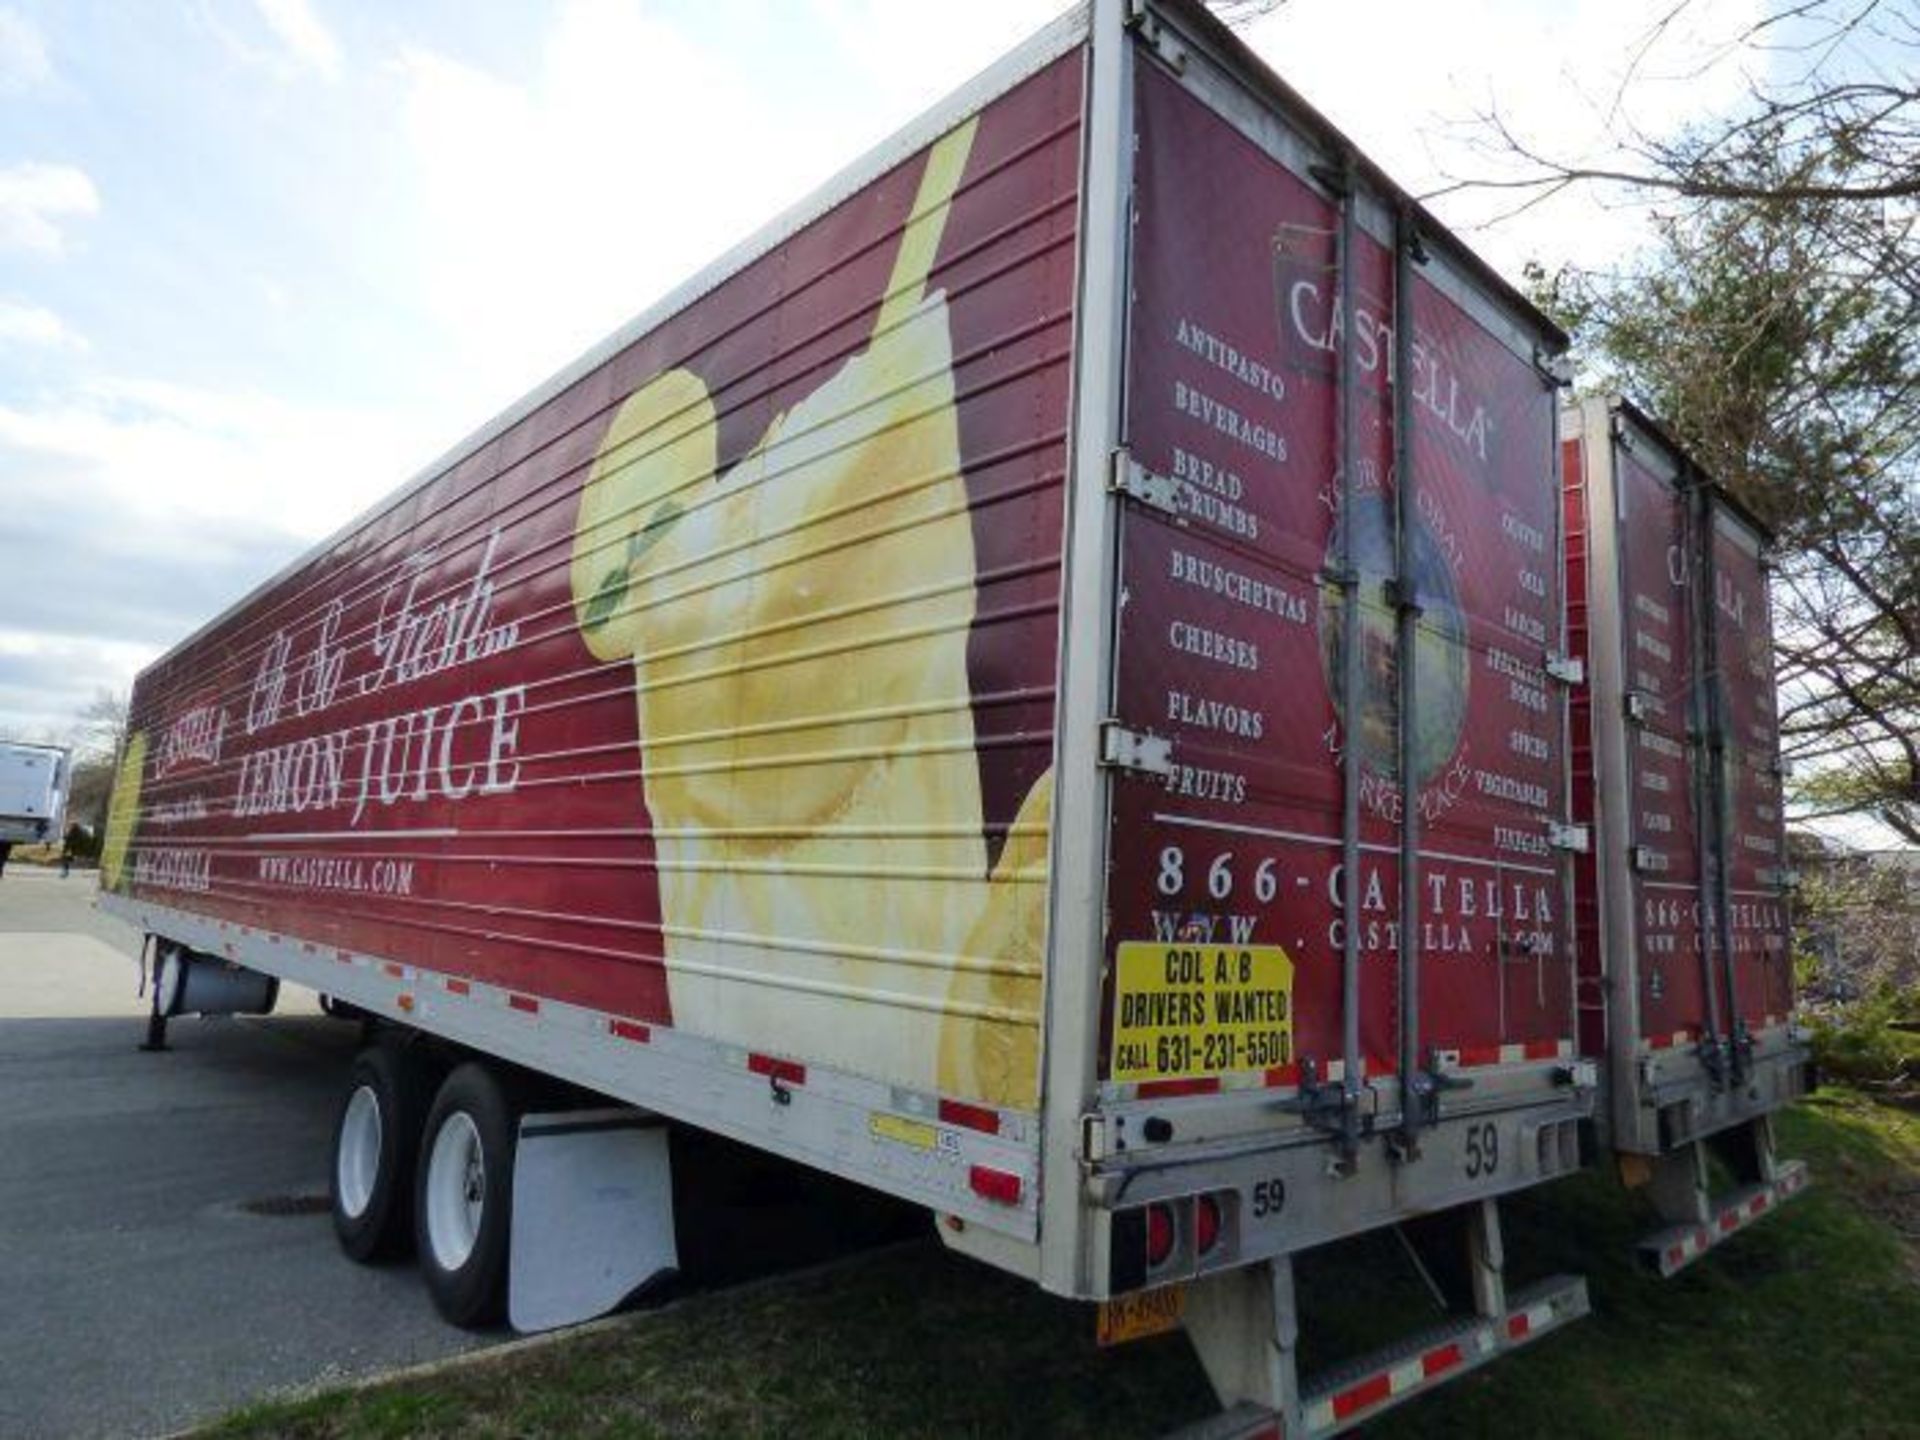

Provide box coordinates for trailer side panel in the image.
[102,55,1086,1114]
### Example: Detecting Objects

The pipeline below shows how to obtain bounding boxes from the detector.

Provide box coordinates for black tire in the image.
[415,1062,520,1328]
[330,1044,431,1262]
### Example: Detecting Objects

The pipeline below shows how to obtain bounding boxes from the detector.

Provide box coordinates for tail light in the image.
[1195,1193,1223,1255]
[1146,1202,1176,1268]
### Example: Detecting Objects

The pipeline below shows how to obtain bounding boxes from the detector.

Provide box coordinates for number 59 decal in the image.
[1463,1122,1499,1179]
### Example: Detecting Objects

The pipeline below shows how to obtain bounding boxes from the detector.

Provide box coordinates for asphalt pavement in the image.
[0,868,493,1439]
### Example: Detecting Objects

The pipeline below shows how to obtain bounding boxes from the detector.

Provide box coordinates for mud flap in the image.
[509,1108,678,1333]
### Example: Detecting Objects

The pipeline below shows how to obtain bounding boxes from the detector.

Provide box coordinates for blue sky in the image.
[0,0,1824,744]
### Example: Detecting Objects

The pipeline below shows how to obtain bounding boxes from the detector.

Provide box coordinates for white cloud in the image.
[812,0,1063,113]
[0,375,433,537]
[0,6,49,91]
[390,0,841,410]
[251,0,340,79]
[388,0,1081,416]
[0,298,83,349]
[0,163,100,257]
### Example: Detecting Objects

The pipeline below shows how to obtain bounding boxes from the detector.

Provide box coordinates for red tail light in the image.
[1146,1202,1176,1268]
[1195,1193,1222,1255]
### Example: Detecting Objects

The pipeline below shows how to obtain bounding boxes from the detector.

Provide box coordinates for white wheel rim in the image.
[336,1085,383,1220]
[426,1111,486,1272]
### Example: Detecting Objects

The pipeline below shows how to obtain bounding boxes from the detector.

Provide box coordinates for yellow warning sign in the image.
[1110,941,1294,1084]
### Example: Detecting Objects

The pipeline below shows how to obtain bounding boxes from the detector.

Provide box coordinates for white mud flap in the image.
[509,1108,678,1334]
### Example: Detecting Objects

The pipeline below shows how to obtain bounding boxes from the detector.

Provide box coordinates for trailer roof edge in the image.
[1605,395,1778,545]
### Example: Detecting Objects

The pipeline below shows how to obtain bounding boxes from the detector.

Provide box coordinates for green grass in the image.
[203,1091,1920,1439]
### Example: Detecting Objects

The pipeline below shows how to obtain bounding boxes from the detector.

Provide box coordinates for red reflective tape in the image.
[382,961,404,979]
[445,978,470,996]
[1332,1373,1393,1420]
[1507,1313,1532,1340]
[1422,1342,1464,1378]
[1136,1077,1220,1099]
[1366,1053,1398,1076]
[1667,1245,1685,1267]
[610,1019,651,1044]
[1264,1063,1300,1087]
[1719,1211,1740,1233]
[1458,1045,1502,1068]
[967,1165,1021,1205]
[1523,1039,1561,1060]
[1648,1032,1674,1050]
[938,1098,1000,1135]
[748,1053,806,1086]
[508,993,540,1014]
[1750,1193,1770,1216]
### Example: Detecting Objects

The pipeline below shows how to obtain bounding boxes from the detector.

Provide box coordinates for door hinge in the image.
[1547,822,1591,854]
[1124,1,1188,70]
[1623,689,1650,723]
[1109,449,1181,518]
[1545,653,1585,685]
[1100,721,1173,778]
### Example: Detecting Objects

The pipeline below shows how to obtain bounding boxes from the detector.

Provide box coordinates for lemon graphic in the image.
[100,730,148,892]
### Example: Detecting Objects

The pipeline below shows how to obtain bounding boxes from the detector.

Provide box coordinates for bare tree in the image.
[63,690,130,837]
[1499,3,1919,843]
[1431,0,1919,212]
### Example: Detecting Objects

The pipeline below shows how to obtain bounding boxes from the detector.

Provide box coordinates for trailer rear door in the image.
[1609,435,1715,1049]
[1099,56,1575,1113]
[1706,502,1795,1035]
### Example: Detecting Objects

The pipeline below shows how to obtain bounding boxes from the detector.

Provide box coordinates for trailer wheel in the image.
[416,1063,520,1327]
[331,1045,430,1262]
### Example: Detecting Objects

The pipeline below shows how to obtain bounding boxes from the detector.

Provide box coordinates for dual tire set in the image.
[329,1045,519,1327]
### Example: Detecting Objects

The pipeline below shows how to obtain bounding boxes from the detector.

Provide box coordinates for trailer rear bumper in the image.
[1171,1269,1589,1439]
[1086,1074,1594,1300]
[1638,1158,1810,1278]
[1615,1028,1812,1155]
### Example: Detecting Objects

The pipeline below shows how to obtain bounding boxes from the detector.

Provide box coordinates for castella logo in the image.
[1316,488,1473,823]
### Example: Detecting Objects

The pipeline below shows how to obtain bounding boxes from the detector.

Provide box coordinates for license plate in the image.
[1096,1283,1187,1347]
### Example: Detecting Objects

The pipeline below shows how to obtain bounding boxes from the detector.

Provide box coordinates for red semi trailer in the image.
[100,2,1604,1431]
[1562,398,1811,1275]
